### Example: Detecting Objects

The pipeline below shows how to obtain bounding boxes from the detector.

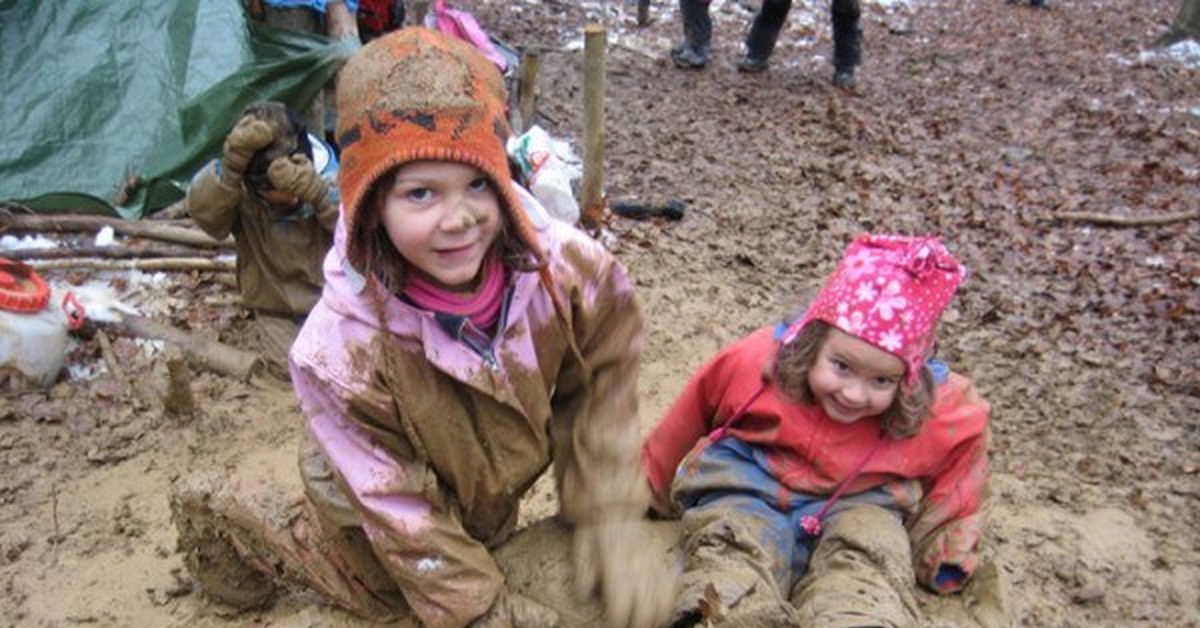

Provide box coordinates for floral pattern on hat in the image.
[782,234,966,390]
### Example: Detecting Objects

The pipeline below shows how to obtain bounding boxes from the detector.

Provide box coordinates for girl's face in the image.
[380,160,502,293]
[807,327,905,424]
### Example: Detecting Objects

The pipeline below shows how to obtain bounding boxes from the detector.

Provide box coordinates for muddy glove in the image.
[471,588,560,628]
[267,154,328,206]
[574,520,676,628]
[220,115,277,187]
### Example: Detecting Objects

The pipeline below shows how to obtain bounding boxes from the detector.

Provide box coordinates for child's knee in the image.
[820,504,913,568]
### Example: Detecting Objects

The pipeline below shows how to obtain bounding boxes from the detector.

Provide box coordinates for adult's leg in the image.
[673,0,713,68]
[790,504,921,628]
[830,0,862,86]
[740,0,793,72]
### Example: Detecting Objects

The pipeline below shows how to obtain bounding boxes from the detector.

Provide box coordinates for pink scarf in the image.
[403,255,507,331]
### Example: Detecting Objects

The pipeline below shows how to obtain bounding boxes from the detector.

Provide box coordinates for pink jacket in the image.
[642,326,991,593]
[289,193,647,627]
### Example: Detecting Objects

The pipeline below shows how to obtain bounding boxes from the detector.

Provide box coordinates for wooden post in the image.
[411,0,430,26]
[518,49,542,133]
[580,24,607,229]
[637,0,652,26]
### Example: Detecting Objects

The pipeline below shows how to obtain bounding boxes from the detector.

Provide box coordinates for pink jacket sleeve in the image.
[907,375,991,593]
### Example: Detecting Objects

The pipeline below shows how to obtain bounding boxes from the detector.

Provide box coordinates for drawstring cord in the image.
[798,436,884,537]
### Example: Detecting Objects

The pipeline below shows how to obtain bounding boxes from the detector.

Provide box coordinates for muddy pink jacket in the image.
[289,192,647,627]
[642,326,990,593]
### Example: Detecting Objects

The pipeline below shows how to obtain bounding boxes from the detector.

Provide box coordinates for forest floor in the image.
[1,0,1197,626]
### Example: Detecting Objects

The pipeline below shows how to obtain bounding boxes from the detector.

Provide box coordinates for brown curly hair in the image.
[346,166,538,294]
[773,320,934,439]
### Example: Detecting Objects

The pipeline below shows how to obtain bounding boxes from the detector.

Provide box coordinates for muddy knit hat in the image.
[780,234,966,390]
[335,27,542,264]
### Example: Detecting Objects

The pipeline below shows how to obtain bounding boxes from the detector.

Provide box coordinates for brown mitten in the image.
[221,115,277,186]
[574,520,677,628]
[267,154,327,205]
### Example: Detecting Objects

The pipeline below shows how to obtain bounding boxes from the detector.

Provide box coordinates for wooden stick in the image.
[95,330,125,379]
[0,210,233,249]
[1052,210,1198,227]
[581,23,608,229]
[637,0,652,26]
[411,0,430,25]
[518,49,542,133]
[5,244,221,261]
[27,257,235,273]
[99,315,264,380]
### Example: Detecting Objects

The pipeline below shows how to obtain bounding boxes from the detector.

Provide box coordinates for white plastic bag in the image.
[507,126,582,225]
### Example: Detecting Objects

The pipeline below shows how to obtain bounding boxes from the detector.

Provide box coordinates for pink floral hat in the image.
[781,234,966,390]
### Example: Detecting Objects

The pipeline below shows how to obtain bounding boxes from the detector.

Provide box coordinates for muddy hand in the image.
[471,588,559,628]
[963,560,1011,628]
[221,115,278,185]
[574,520,677,628]
[267,154,325,205]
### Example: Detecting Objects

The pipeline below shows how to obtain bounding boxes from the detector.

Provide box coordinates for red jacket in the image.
[642,326,991,592]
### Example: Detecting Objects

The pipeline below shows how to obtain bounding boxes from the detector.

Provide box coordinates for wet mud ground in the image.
[1,0,1197,626]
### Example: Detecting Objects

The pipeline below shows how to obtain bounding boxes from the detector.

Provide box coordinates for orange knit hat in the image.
[335,28,543,266]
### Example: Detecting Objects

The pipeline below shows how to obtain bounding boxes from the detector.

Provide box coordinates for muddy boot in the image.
[791,506,921,628]
[672,0,712,68]
[170,453,408,621]
[831,0,862,87]
[739,0,792,72]
[170,472,283,611]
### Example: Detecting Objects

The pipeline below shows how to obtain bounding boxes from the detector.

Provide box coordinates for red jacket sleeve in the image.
[641,328,773,512]
[907,374,991,593]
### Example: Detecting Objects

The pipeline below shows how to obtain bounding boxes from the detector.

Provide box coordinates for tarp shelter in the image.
[0,0,359,219]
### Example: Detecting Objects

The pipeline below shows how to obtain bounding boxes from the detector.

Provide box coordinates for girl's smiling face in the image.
[380,160,502,293]
[807,327,905,424]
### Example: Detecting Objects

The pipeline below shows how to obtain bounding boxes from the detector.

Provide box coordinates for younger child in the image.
[642,234,990,626]
[177,28,672,628]
[187,101,339,374]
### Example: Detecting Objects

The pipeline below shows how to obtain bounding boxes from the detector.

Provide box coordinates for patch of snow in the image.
[68,360,104,382]
[0,234,58,251]
[1137,40,1200,69]
[60,281,140,324]
[94,225,116,247]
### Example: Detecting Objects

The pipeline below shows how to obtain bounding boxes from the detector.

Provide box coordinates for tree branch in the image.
[1051,210,1199,227]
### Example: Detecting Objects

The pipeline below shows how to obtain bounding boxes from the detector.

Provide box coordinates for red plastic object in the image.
[0,258,50,313]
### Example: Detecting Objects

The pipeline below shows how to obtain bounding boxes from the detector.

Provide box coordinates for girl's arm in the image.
[548,239,648,524]
[907,375,991,594]
[290,361,505,627]
[640,351,726,513]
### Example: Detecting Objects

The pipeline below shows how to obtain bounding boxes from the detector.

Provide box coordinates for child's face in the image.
[807,327,905,424]
[380,160,502,292]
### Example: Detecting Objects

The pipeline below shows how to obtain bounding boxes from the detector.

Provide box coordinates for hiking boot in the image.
[736,55,770,73]
[1030,0,1048,7]
[671,43,710,69]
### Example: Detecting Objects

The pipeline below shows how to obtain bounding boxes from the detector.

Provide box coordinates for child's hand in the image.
[573,520,677,628]
[221,115,277,186]
[267,154,325,205]
[471,588,559,628]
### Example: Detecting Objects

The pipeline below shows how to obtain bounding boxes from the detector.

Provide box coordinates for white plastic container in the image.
[0,264,69,391]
